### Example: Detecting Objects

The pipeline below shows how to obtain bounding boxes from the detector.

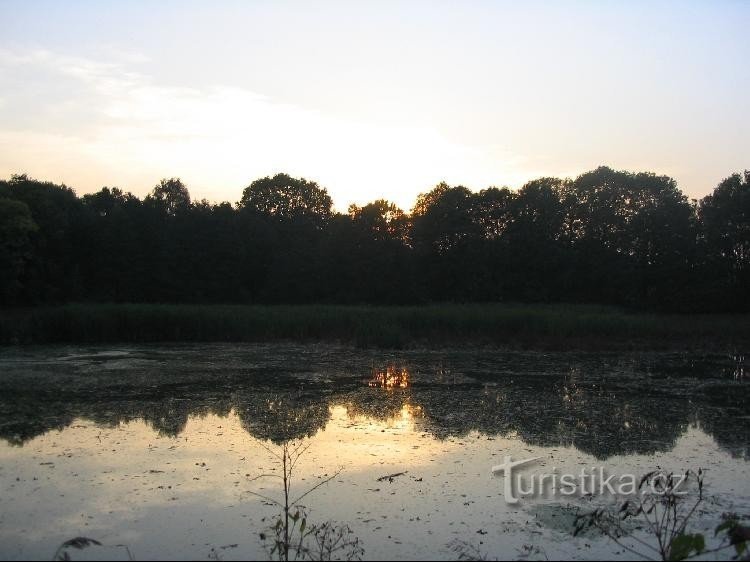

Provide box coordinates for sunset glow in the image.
[1,1,748,210]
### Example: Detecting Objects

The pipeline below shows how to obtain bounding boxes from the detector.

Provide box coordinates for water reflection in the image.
[734,354,746,380]
[344,398,424,429]
[0,347,747,460]
[368,365,410,389]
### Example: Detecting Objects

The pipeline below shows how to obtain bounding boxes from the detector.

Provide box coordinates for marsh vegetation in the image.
[3,303,750,349]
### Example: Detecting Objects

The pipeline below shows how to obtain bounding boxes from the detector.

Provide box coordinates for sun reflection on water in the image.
[368,365,410,389]
[733,354,746,381]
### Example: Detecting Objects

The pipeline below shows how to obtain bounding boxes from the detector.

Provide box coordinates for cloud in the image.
[0,48,532,209]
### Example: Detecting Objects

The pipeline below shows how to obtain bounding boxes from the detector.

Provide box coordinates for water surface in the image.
[0,344,748,560]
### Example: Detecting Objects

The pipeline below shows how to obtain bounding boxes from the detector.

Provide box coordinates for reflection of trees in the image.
[234,390,331,444]
[339,388,416,423]
[338,378,694,459]
[693,381,750,460]
[0,381,237,444]
[0,402,75,446]
[627,353,750,460]
[0,375,333,446]
[331,362,746,460]
[0,354,747,462]
[499,378,693,459]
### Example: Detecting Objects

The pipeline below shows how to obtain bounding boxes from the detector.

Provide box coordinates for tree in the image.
[503,178,570,301]
[81,187,148,301]
[411,182,479,254]
[2,174,86,302]
[698,171,750,311]
[145,178,191,216]
[238,175,332,302]
[0,167,744,312]
[0,198,38,304]
[334,200,414,303]
[411,182,483,300]
[472,187,515,240]
[567,167,694,307]
[82,187,140,217]
[348,199,409,244]
[239,173,333,228]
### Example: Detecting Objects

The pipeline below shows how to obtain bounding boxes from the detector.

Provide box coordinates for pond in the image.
[0,344,748,560]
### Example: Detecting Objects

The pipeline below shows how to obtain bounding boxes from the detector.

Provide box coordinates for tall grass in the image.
[1,303,749,349]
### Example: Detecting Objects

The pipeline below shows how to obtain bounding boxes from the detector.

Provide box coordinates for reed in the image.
[2,303,749,349]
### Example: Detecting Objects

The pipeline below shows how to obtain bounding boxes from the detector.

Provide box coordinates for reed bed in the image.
[1,303,748,350]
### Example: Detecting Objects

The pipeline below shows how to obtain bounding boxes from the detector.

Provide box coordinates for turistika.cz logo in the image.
[491,456,690,504]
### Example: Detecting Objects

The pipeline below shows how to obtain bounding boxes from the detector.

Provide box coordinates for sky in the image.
[0,0,748,211]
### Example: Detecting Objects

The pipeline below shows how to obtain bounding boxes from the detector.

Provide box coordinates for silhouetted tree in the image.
[0,167,747,311]
[238,174,334,302]
[145,177,191,217]
[81,187,146,301]
[411,182,484,300]
[412,182,480,253]
[503,178,570,301]
[472,187,515,240]
[239,173,333,228]
[0,198,38,304]
[0,174,87,303]
[140,179,194,301]
[330,200,415,303]
[566,167,694,308]
[469,187,516,300]
[698,171,750,311]
[348,199,410,244]
[184,200,245,302]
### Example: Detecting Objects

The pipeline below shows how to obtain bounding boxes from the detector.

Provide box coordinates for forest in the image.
[0,166,748,312]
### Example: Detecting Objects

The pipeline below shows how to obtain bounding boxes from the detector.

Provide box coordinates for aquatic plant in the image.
[247,439,364,561]
[574,469,749,561]
[261,506,364,562]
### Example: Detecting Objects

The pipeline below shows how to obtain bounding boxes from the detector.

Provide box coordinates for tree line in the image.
[0,166,748,311]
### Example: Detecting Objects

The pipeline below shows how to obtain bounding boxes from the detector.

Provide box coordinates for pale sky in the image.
[0,0,748,211]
